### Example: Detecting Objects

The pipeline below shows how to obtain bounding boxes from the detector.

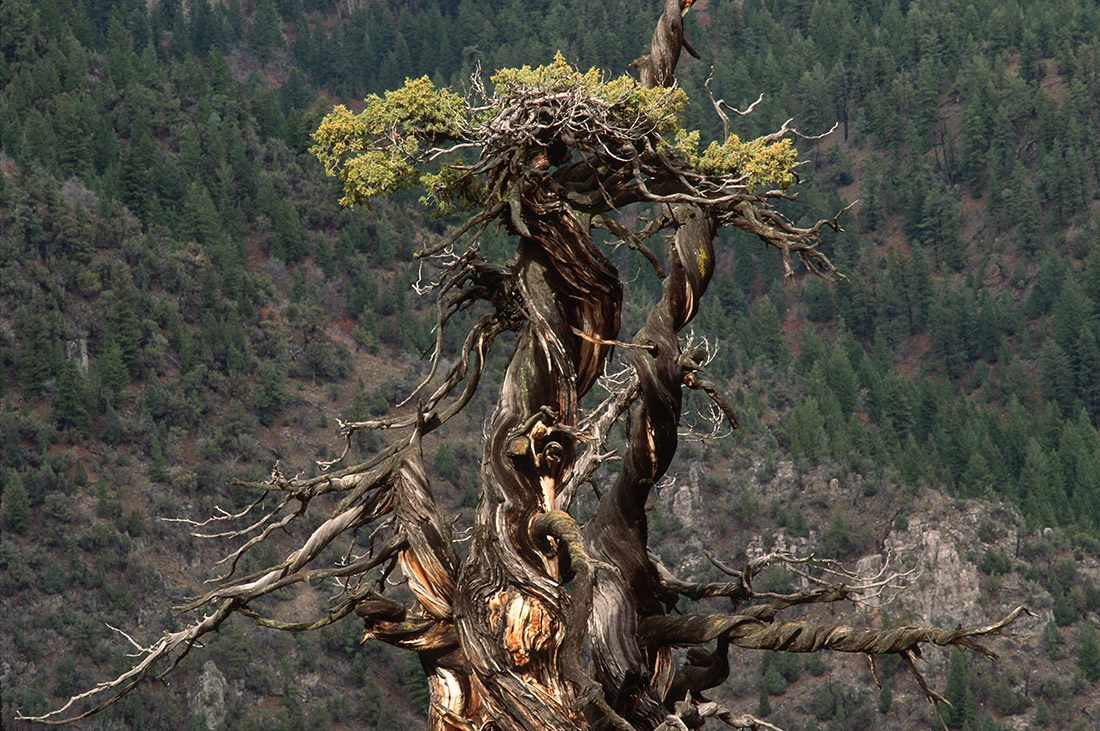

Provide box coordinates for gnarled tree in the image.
[23,2,1025,729]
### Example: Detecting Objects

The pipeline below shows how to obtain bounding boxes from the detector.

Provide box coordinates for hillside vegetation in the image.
[3,0,1100,728]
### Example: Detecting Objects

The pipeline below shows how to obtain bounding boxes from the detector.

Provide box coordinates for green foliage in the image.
[1078,622,1100,682]
[990,678,1030,716]
[311,51,799,212]
[434,443,462,484]
[311,77,466,207]
[757,686,771,717]
[148,430,167,482]
[762,665,787,696]
[813,683,836,721]
[821,507,874,558]
[43,562,67,594]
[877,683,892,714]
[1041,618,1063,656]
[1,470,30,534]
[1033,697,1051,728]
[978,550,1010,577]
[787,396,827,465]
[804,654,826,677]
[255,363,290,427]
[943,650,977,729]
[54,359,91,435]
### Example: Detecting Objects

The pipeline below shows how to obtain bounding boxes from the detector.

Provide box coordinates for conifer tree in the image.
[1032,697,1051,728]
[148,430,166,482]
[246,0,284,62]
[1,470,31,535]
[877,683,892,714]
[943,650,977,729]
[757,686,771,717]
[789,397,828,465]
[53,359,91,436]
[92,340,129,409]
[1078,623,1100,682]
[104,8,133,87]
[255,363,289,427]
[16,306,52,397]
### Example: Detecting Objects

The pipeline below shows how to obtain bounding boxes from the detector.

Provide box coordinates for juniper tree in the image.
[25,2,1026,729]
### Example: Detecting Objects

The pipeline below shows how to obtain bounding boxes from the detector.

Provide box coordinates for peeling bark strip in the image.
[25,2,1027,729]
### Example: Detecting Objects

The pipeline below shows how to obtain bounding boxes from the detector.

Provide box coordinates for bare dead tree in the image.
[22,2,1027,729]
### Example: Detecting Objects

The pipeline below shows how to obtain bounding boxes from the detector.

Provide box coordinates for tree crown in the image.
[311,53,799,216]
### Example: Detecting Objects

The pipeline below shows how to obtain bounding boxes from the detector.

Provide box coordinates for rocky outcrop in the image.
[191,659,228,730]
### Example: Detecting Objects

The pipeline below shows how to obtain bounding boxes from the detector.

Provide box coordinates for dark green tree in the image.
[1039,339,1075,416]
[1078,622,1100,682]
[1032,697,1051,728]
[53,359,91,435]
[91,340,129,409]
[943,650,977,729]
[105,7,134,86]
[877,683,892,714]
[788,397,828,465]
[149,430,167,482]
[16,306,53,397]
[246,0,284,62]
[254,362,289,427]
[1,470,31,534]
[757,686,771,717]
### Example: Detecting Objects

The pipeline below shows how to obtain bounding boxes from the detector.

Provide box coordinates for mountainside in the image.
[3,0,1100,729]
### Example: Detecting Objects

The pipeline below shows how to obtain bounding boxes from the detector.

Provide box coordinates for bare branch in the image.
[703,67,763,140]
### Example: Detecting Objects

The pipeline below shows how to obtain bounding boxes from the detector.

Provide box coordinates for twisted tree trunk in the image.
[453,160,624,728]
[449,4,717,727]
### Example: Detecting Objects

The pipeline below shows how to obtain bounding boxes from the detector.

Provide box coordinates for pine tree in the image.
[255,363,289,427]
[763,665,787,696]
[1,470,31,534]
[1078,622,1100,682]
[1042,617,1065,656]
[149,430,167,482]
[180,180,220,246]
[1051,277,1094,367]
[92,340,129,409]
[943,650,977,729]
[246,0,284,62]
[877,683,892,714]
[53,93,94,180]
[757,686,771,717]
[813,682,836,721]
[1032,697,1051,728]
[17,307,52,397]
[54,359,91,435]
[1073,328,1100,418]
[103,283,144,377]
[105,7,134,86]
[788,397,827,465]
[1039,339,1074,416]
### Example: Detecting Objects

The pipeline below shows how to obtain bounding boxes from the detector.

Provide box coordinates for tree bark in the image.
[453,168,623,728]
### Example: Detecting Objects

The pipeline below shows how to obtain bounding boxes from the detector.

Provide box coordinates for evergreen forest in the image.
[3,0,1100,728]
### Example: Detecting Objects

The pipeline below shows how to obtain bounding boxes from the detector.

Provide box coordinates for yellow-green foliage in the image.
[672,130,797,192]
[311,55,798,209]
[310,77,466,207]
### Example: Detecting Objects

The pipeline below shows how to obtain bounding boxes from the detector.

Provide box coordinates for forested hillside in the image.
[3,0,1100,729]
